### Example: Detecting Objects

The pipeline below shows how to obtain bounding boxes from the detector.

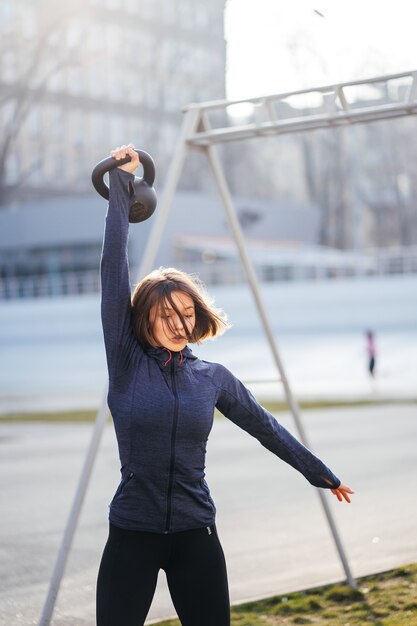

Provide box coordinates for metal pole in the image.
[204,137,356,588]
[38,393,110,626]
[38,109,198,625]
[138,107,201,277]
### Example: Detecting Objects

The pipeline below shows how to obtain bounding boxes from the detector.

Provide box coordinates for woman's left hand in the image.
[330,483,354,503]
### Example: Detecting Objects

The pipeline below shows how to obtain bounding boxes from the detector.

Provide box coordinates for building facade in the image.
[2,1,416,300]
[0,0,226,203]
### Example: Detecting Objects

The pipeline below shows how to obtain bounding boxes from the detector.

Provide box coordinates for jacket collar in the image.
[145,344,197,369]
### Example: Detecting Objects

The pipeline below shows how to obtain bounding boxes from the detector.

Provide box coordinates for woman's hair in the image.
[131,267,230,347]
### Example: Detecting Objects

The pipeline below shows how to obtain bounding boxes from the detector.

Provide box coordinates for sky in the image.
[225,0,417,100]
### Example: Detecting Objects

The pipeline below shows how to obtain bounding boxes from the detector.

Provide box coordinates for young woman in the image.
[96,144,354,626]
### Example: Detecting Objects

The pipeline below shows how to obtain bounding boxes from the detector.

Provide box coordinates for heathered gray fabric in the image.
[100,168,340,534]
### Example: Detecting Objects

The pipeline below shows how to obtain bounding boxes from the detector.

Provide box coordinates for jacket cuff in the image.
[109,168,135,193]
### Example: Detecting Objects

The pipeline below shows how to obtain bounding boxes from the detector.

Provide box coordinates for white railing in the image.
[1,246,417,300]
[0,270,101,300]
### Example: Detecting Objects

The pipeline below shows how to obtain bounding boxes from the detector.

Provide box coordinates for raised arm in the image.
[100,145,140,375]
[215,365,352,499]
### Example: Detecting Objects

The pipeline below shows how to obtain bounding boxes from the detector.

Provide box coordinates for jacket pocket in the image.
[200,478,216,513]
[114,471,135,499]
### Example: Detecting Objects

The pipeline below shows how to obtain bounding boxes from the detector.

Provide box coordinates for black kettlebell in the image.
[91,149,157,223]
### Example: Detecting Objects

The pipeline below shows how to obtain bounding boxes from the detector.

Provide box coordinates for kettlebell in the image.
[91,149,157,223]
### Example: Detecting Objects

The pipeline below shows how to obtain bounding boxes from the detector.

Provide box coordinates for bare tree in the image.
[355,117,417,247]
[300,126,354,248]
[0,1,93,205]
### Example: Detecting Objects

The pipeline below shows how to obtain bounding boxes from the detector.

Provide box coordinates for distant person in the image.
[96,144,354,626]
[366,330,376,377]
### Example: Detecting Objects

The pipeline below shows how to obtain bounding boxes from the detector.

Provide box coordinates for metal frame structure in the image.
[185,69,417,144]
[40,69,417,625]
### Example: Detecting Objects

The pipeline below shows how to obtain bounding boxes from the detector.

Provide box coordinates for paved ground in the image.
[1,404,416,625]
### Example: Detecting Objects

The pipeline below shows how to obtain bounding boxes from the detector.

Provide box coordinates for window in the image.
[27,161,42,185]
[161,123,178,153]
[161,39,177,73]
[88,24,104,53]
[107,0,122,9]
[47,65,65,93]
[138,32,153,68]
[90,111,107,144]
[124,0,141,14]
[128,117,144,144]
[106,24,123,50]
[161,0,175,22]
[69,109,85,145]
[194,3,209,28]
[50,105,65,140]
[0,0,14,34]
[165,83,179,111]
[5,152,20,184]
[179,42,195,75]
[67,66,84,97]
[141,0,156,19]
[26,106,40,139]
[88,58,107,98]
[2,51,16,83]
[109,115,126,147]
[55,148,66,181]
[146,80,161,108]
[178,0,193,28]
[2,101,14,128]
[20,4,37,39]
[67,19,82,48]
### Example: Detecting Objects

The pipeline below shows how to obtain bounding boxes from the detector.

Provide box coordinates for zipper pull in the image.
[207,526,212,535]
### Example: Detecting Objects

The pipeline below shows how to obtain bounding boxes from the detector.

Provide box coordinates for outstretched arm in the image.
[100,144,140,375]
[215,365,353,501]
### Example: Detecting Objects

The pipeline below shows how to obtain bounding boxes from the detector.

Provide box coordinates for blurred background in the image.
[0,1,417,624]
[0,0,416,410]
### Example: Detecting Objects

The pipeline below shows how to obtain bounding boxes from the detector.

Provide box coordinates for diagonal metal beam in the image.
[201,112,356,589]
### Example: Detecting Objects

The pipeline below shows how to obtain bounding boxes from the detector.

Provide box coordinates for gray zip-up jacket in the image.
[100,168,341,534]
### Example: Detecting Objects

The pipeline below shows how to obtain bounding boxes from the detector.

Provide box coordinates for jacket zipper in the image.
[164,359,179,533]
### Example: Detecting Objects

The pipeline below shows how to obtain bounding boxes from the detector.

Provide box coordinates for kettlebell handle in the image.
[91,149,155,200]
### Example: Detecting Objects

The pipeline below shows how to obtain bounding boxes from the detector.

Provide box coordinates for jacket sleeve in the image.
[214,366,341,489]
[100,168,139,376]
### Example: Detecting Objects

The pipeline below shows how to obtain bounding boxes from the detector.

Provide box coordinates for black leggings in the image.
[96,523,230,626]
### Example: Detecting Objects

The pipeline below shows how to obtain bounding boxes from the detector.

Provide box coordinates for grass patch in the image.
[154,563,417,625]
[1,398,416,422]
[0,409,99,422]
[263,397,417,413]
[323,584,364,603]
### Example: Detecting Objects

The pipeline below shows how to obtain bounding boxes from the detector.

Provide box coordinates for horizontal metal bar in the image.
[187,101,417,146]
[183,69,417,113]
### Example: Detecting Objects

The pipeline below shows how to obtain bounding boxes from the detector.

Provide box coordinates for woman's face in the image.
[149,290,196,352]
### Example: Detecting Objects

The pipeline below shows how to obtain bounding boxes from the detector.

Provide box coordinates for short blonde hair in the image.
[131,267,230,347]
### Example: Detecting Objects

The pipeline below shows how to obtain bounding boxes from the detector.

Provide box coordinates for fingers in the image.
[340,483,354,498]
[110,144,134,158]
[321,477,355,504]
[340,489,351,504]
[110,144,140,164]
[331,488,343,502]
[110,143,140,173]
[331,483,354,504]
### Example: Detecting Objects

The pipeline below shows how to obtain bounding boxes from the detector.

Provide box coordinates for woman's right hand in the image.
[110,144,140,174]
